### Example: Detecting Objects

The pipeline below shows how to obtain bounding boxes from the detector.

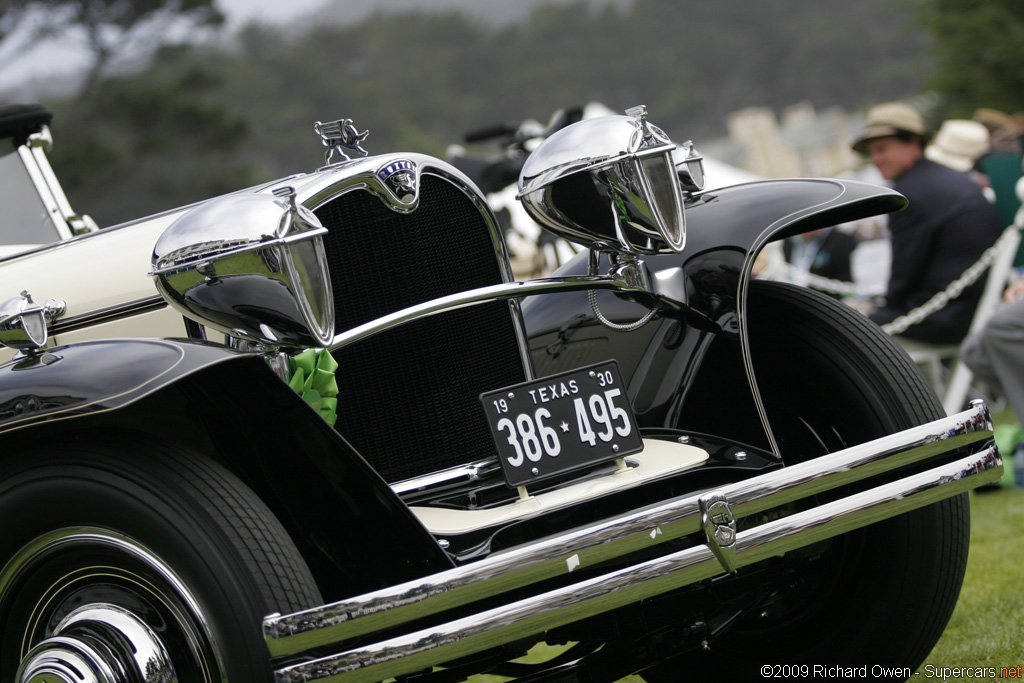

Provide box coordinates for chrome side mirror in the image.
[150,187,335,349]
[0,291,66,353]
[517,106,701,255]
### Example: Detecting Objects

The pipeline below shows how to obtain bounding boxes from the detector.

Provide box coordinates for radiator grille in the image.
[316,174,527,483]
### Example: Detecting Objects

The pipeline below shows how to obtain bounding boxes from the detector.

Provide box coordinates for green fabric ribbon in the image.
[287,348,339,426]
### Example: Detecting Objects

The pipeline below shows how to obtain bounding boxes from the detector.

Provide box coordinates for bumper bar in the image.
[267,404,998,682]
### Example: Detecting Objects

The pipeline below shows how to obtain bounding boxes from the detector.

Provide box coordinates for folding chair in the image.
[897,224,1022,414]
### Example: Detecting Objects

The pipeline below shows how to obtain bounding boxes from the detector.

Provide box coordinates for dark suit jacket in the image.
[869,157,1005,344]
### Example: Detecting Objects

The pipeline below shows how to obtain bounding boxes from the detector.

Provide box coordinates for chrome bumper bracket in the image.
[700,491,737,572]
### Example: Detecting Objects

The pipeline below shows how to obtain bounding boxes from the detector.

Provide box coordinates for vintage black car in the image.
[0,103,1001,682]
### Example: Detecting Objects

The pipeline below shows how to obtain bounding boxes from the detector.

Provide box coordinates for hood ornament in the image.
[315,118,369,165]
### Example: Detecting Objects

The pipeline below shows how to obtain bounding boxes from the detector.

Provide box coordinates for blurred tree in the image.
[13,0,944,223]
[915,0,1024,117]
[49,44,257,226]
[0,0,224,101]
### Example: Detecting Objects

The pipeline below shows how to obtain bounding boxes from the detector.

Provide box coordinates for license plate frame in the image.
[480,360,644,488]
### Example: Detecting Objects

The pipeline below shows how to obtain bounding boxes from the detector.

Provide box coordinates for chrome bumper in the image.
[266,403,999,683]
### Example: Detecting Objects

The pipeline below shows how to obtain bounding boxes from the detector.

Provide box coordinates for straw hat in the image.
[925,119,990,172]
[851,102,928,153]
[972,108,1014,133]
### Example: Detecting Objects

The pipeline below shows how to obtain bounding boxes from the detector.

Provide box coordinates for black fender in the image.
[0,338,452,600]
[522,178,907,449]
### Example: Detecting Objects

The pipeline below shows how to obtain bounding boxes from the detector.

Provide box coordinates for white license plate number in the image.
[480,360,644,487]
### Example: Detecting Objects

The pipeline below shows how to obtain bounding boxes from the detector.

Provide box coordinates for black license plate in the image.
[480,360,644,487]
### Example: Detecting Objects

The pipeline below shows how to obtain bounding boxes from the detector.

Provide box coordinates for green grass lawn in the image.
[916,486,1024,672]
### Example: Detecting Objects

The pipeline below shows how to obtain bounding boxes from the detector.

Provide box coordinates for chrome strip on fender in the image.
[49,296,168,336]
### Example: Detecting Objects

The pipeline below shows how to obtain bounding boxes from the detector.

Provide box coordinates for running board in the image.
[266,404,999,683]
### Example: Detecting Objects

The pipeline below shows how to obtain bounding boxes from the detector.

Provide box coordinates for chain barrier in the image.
[776,263,867,296]
[775,226,1021,336]
[589,225,1018,336]
[880,226,1018,335]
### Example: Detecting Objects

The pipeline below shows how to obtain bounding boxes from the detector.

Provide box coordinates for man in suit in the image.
[852,102,1005,344]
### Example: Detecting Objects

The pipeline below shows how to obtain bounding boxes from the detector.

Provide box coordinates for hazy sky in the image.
[218,0,330,27]
[0,0,621,96]
[0,0,331,94]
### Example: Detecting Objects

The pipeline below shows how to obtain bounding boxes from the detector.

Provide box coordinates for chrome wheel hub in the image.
[1,528,219,682]
[17,603,174,683]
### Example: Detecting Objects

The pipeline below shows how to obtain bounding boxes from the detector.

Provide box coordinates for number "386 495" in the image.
[496,389,632,467]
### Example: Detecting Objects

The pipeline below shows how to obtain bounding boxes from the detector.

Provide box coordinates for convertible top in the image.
[0,103,52,146]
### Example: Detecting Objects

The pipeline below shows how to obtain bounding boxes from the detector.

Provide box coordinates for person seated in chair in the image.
[852,102,1005,344]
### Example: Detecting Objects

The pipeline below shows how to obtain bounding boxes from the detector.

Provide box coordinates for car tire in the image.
[642,281,969,678]
[0,435,322,682]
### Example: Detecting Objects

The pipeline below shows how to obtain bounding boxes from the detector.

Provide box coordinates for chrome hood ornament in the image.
[315,117,370,165]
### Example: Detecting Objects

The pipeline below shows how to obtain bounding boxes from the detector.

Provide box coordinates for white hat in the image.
[925,119,990,172]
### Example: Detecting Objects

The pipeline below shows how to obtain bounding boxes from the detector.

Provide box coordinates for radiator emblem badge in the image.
[377,159,418,204]
[700,492,737,572]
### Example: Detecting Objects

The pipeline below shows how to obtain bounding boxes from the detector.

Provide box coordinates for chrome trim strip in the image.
[265,404,992,658]
[328,274,645,351]
[389,458,499,496]
[272,445,999,683]
[50,296,169,336]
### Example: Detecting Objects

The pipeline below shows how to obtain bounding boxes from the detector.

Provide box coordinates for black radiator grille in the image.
[315,175,527,483]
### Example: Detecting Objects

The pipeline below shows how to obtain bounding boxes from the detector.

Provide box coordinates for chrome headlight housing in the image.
[150,187,335,349]
[517,106,702,255]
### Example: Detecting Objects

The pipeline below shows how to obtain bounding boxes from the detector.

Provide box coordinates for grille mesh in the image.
[316,174,527,483]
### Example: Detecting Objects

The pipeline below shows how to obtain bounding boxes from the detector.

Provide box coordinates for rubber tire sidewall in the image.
[0,437,321,682]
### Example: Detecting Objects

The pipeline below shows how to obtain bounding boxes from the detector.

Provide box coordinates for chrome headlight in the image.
[517,106,701,255]
[675,139,706,194]
[150,187,335,348]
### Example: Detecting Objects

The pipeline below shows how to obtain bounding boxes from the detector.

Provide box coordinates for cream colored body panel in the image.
[1,214,181,316]
[0,211,189,362]
[412,438,709,535]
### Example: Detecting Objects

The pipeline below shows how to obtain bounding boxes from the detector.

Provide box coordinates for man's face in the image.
[865,136,922,180]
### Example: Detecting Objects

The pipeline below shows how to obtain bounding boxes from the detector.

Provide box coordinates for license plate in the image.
[480,360,644,487]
